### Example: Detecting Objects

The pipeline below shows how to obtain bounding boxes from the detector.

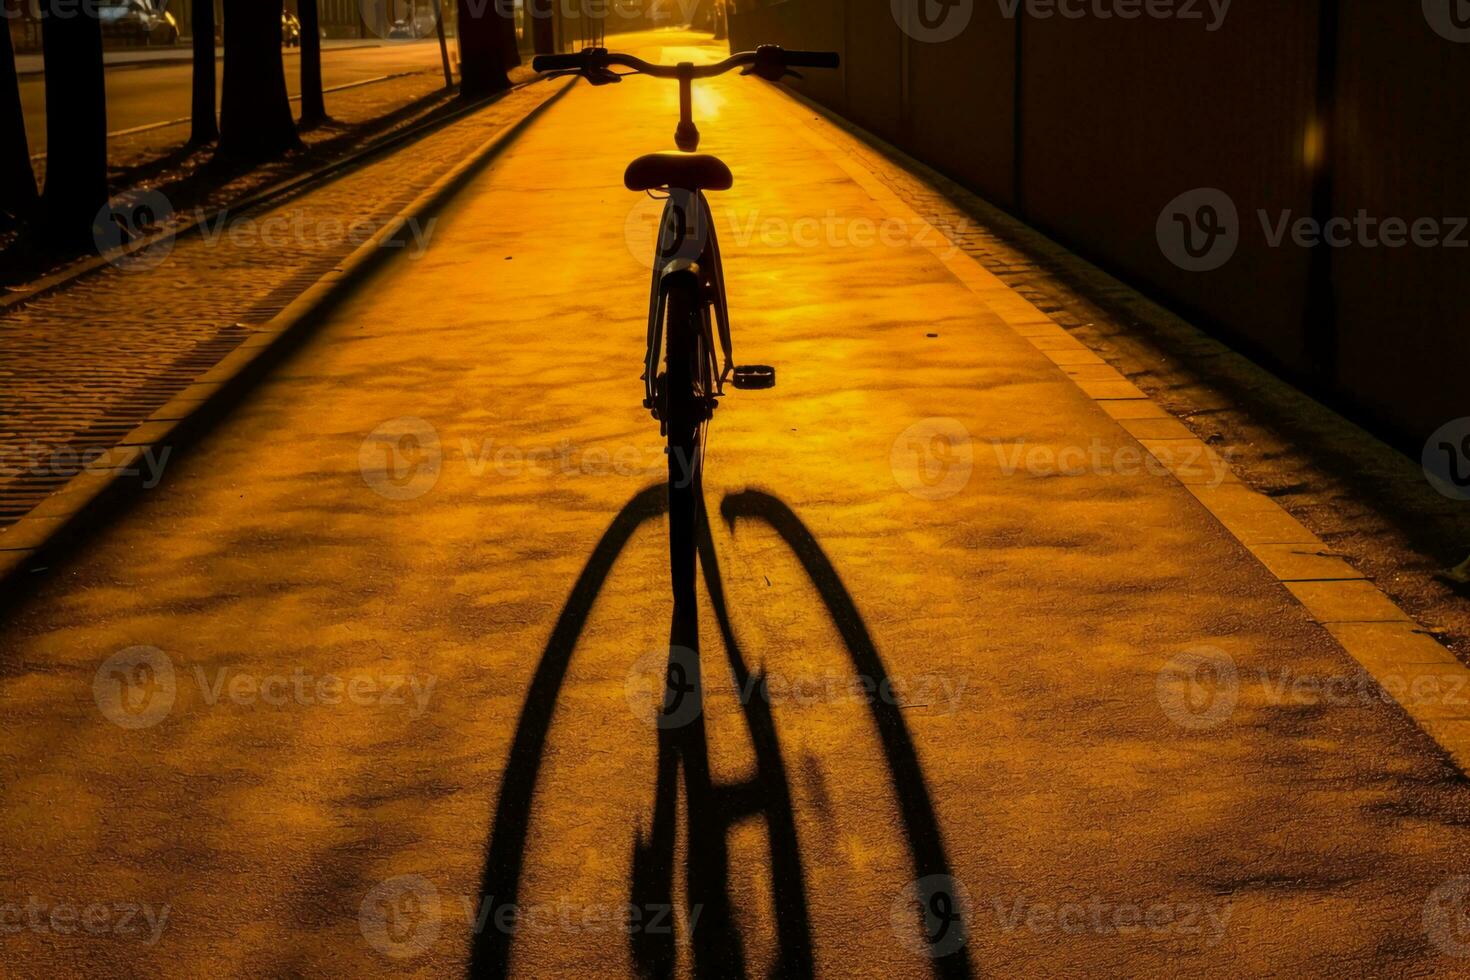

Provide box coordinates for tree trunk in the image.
[529,0,553,55]
[495,0,520,69]
[712,0,727,41]
[1,15,38,221]
[219,0,299,158]
[297,0,326,127]
[40,3,108,250]
[433,0,454,88]
[456,0,517,98]
[190,0,218,144]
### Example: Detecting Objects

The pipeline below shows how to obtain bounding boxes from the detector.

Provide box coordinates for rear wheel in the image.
[663,275,707,607]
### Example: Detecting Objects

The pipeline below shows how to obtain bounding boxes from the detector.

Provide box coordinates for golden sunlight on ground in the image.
[1,29,1468,980]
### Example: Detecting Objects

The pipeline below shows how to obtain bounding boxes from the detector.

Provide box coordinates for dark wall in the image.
[1018,4,1321,371]
[1330,1,1470,448]
[731,0,1468,454]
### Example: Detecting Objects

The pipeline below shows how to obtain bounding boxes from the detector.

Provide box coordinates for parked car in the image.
[386,7,438,39]
[282,11,302,47]
[96,0,180,46]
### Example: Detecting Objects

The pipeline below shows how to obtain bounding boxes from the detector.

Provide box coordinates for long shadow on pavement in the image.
[469,484,973,978]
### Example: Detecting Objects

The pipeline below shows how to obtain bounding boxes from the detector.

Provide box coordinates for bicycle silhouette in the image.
[469,484,974,978]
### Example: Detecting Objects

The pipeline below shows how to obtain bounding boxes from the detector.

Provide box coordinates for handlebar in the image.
[780,50,840,69]
[532,45,839,80]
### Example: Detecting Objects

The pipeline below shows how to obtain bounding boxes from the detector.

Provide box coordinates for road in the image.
[3,30,1470,978]
[19,40,449,156]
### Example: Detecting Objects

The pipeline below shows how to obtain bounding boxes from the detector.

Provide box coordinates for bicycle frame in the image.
[642,186,734,417]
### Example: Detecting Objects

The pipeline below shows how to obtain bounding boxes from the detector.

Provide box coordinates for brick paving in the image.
[0,78,564,528]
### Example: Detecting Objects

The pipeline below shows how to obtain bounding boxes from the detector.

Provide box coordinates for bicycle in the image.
[532,45,840,606]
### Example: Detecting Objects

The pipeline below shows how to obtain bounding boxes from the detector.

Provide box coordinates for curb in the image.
[0,76,576,603]
[769,84,1470,777]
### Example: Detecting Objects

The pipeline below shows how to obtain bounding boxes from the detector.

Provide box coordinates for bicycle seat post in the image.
[674,63,699,152]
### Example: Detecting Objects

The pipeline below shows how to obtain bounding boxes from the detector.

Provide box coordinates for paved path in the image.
[2,30,1469,978]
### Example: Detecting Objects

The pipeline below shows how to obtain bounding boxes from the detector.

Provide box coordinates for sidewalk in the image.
[1,30,1468,977]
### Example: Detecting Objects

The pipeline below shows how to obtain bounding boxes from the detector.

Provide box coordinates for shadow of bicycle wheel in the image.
[468,483,973,978]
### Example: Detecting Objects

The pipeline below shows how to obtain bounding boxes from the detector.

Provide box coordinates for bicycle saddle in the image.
[624,152,733,192]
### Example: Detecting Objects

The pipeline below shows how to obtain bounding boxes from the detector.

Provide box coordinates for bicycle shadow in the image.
[468,484,973,978]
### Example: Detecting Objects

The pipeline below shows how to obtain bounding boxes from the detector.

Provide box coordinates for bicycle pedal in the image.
[732,364,776,390]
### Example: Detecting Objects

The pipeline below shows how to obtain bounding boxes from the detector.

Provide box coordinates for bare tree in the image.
[190,0,219,144]
[456,0,519,99]
[1,12,38,221]
[219,0,299,158]
[712,0,727,41]
[40,0,108,248]
[297,0,326,127]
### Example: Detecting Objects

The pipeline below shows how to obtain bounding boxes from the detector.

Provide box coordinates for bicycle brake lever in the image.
[585,67,623,85]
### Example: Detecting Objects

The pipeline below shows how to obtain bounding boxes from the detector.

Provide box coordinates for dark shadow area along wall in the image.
[731,0,1467,454]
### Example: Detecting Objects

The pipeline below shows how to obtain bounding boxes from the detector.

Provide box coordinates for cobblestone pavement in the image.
[0,77,564,528]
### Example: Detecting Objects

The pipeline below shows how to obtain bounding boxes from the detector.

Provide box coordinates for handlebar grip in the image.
[533,53,584,71]
[782,50,840,69]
